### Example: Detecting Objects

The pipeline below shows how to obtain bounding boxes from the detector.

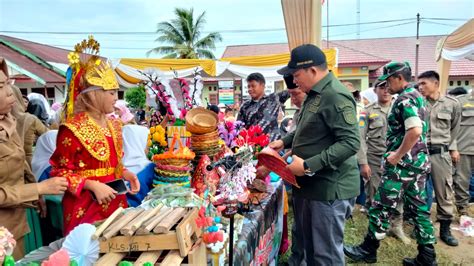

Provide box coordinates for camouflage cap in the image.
[379,61,411,81]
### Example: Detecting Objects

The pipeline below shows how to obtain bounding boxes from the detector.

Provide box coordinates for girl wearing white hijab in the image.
[122,125,154,207]
[32,130,58,181]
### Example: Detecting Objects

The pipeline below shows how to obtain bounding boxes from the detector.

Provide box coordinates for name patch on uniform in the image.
[369,113,379,119]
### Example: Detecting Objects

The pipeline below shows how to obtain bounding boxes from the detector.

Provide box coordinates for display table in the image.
[233,180,284,265]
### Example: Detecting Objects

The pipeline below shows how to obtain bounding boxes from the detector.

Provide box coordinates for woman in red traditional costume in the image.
[50,37,140,235]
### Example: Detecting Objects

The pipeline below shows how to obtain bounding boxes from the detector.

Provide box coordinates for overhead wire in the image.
[0,17,468,52]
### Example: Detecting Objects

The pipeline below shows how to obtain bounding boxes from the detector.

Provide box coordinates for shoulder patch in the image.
[335,100,354,112]
[343,110,357,125]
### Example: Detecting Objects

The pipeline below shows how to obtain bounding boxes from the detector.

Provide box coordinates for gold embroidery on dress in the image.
[62,137,72,147]
[101,202,110,212]
[76,207,85,218]
[63,113,110,161]
[59,157,69,166]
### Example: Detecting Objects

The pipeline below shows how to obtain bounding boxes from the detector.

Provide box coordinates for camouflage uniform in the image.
[237,91,289,141]
[367,86,436,245]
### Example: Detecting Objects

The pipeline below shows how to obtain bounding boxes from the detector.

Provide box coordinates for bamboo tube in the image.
[131,204,163,231]
[136,207,173,235]
[100,209,143,240]
[153,207,187,234]
[92,207,123,240]
[121,205,163,236]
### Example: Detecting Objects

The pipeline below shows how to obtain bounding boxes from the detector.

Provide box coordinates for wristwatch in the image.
[303,161,315,176]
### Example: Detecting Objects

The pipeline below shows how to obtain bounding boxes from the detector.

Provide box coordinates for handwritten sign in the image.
[99,234,180,253]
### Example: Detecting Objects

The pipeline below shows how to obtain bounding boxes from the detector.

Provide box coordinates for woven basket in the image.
[186,122,216,135]
[154,133,195,166]
[155,168,190,177]
[185,107,218,134]
[190,130,219,141]
[155,163,192,172]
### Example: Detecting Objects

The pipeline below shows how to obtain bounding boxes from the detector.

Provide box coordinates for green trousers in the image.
[368,164,436,245]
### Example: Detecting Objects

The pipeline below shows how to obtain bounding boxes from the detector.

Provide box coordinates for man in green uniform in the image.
[418,70,461,246]
[453,90,474,215]
[357,81,410,244]
[344,62,437,265]
[271,44,360,265]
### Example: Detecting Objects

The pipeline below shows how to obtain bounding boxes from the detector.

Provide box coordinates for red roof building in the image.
[222,35,474,90]
[0,35,128,102]
[0,35,70,102]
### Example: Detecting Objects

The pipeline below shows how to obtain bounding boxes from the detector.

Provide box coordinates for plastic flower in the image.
[152,132,161,143]
[155,125,165,135]
[67,52,80,65]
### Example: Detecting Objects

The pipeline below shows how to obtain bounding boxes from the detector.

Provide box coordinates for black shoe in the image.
[403,244,437,265]
[439,220,459,246]
[343,234,379,263]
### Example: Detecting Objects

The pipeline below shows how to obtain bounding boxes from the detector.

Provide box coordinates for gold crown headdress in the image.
[63,36,119,120]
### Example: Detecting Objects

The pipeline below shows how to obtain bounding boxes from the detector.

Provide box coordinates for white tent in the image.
[436,19,474,94]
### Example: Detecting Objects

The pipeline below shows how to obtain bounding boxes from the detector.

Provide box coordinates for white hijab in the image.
[122,125,151,174]
[32,130,58,180]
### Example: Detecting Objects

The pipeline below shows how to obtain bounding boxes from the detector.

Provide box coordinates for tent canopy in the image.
[113,49,338,87]
[436,19,474,94]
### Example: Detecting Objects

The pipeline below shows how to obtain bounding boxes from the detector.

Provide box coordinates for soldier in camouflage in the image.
[344,62,437,265]
[357,80,411,244]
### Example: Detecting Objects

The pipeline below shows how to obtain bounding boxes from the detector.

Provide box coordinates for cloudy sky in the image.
[0,0,472,59]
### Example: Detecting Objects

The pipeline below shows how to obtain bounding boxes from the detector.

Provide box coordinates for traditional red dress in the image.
[50,112,127,235]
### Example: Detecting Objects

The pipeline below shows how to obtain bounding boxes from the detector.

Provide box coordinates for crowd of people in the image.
[0,40,473,265]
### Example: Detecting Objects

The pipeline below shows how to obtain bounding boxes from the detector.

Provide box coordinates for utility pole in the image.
[415,13,420,80]
[326,0,329,48]
[356,0,361,39]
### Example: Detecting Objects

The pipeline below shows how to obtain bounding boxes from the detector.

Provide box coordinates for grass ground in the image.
[278,198,474,265]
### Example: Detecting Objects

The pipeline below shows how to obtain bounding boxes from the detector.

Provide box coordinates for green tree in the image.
[125,85,146,109]
[147,8,222,59]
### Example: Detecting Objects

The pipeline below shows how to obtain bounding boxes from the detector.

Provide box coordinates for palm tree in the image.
[147,8,223,59]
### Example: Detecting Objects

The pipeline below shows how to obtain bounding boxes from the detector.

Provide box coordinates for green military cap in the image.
[379,61,411,81]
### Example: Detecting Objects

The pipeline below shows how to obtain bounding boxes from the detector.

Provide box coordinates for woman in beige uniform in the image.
[0,58,67,260]
[11,85,49,166]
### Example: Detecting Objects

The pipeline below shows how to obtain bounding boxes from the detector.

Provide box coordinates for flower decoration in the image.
[147,125,167,159]
[236,125,270,154]
[218,120,245,148]
[0,227,16,262]
[67,52,80,65]
[142,68,199,126]
[195,207,224,245]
